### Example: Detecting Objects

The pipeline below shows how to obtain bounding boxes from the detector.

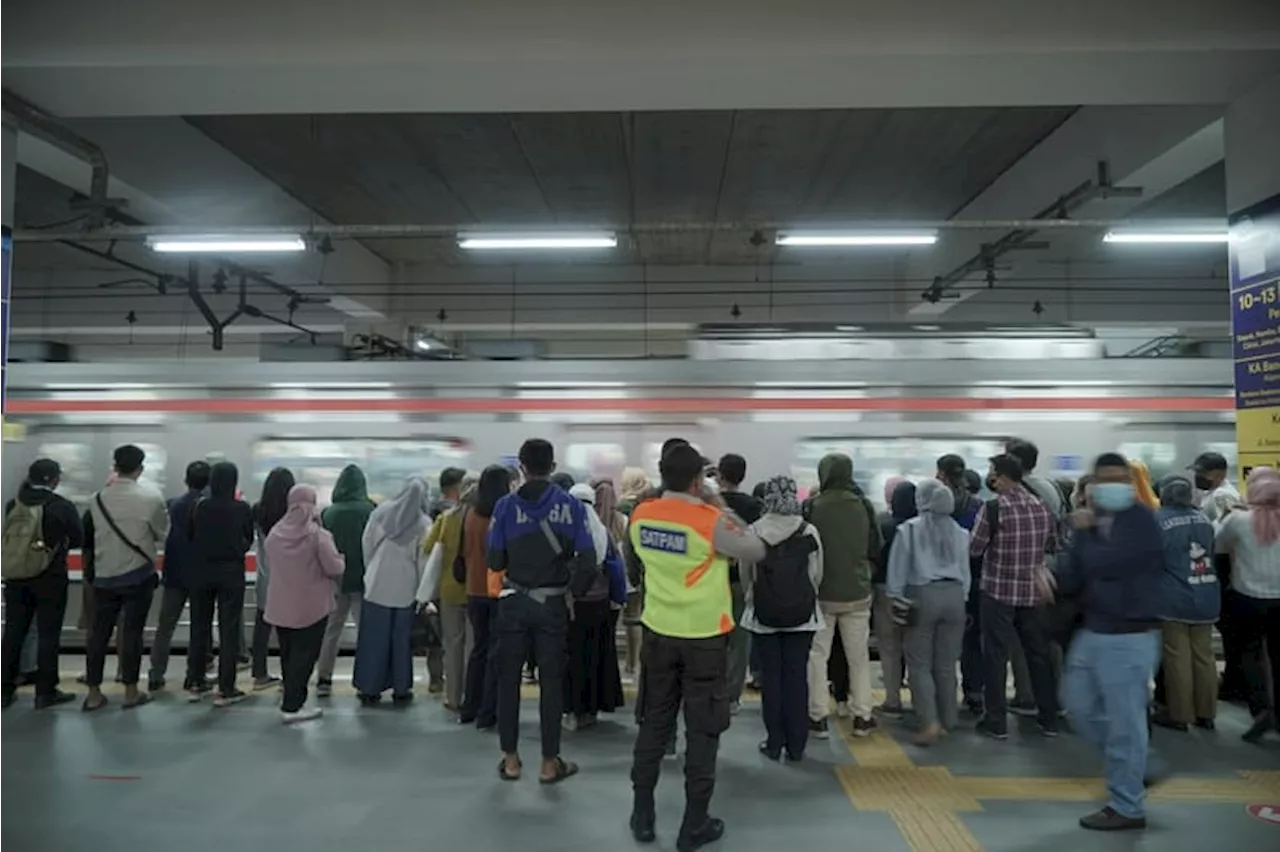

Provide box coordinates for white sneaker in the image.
[836,701,852,719]
[281,705,323,724]
[563,713,579,732]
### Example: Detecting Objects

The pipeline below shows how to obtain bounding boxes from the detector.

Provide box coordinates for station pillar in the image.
[1223,72,1280,483]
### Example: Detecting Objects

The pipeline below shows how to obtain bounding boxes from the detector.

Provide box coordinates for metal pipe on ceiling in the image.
[7,216,1224,243]
[2,89,116,229]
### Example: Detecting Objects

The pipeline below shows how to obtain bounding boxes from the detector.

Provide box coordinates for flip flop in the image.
[498,758,522,781]
[539,757,579,785]
[123,693,153,710]
[81,696,108,713]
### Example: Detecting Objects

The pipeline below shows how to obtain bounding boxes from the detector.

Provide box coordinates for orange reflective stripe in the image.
[684,554,714,588]
[718,612,733,634]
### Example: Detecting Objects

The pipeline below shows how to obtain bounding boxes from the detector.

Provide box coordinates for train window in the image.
[565,443,625,487]
[1118,442,1177,484]
[135,443,168,494]
[36,442,95,508]
[792,437,1003,508]
[252,438,472,506]
[641,441,704,483]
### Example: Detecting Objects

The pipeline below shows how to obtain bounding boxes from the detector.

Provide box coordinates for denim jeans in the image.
[1061,628,1161,819]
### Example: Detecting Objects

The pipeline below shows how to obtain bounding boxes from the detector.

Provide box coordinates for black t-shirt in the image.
[722,490,764,526]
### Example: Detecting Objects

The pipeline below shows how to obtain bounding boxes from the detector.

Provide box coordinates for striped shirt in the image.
[969,486,1058,607]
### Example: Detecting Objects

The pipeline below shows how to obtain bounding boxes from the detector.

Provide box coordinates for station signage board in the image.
[1230,193,1280,486]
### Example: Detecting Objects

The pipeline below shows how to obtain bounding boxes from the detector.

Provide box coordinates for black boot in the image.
[677,817,725,852]
[629,807,656,844]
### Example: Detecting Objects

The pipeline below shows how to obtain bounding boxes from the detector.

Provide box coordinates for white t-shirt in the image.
[1214,510,1280,599]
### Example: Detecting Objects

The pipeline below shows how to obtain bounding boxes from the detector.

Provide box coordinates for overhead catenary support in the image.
[920,161,1143,303]
[2,89,122,228]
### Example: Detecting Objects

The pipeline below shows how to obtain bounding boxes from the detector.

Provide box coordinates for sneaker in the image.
[13,671,37,688]
[1151,712,1188,732]
[281,705,323,724]
[975,718,1009,740]
[1194,717,1216,731]
[851,716,878,737]
[913,724,944,746]
[563,713,578,731]
[808,717,830,740]
[147,676,166,693]
[1009,698,1037,717]
[963,697,984,716]
[237,656,252,672]
[758,740,782,761]
[1079,806,1146,831]
[34,689,77,710]
[252,676,282,692]
[1037,721,1060,738]
[427,679,444,695]
[1,690,15,710]
[1242,711,1275,744]
[835,700,852,719]
[873,702,903,720]
[392,693,413,707]
[629,807,657,844]
[187,682,212,703]
[213,689,248,708]
[728,700,741,716]
[676,816,725,852]
[315,678,333,698]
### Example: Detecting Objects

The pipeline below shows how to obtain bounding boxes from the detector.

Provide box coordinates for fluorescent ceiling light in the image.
[776,232,937,247]
[147,235,306,253]
[1102,231,1228,245]
[457,232,616,250]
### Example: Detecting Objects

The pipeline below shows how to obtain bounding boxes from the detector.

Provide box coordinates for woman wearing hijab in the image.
[872,478,917,719]
[264,484,345,723]
[740,475,824,761]
[250,467,294,691]
[562,483,626,730]
[1128,460,1160,510]
[1152,475,1219,732]
[1214,467,1280,743]
[461,466,512,729]
[354,478,431,706]
[887,479,970,745]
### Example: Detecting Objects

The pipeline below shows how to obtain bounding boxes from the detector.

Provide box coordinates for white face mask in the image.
[703,475,720,495]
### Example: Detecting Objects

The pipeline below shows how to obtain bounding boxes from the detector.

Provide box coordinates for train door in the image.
[560,423,706,486]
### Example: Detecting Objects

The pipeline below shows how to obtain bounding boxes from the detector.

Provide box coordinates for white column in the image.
[1224,72,1280,482]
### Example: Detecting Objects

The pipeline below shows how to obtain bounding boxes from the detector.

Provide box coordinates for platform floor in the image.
[3,659,1279,852]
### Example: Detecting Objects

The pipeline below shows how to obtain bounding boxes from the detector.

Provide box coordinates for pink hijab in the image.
[269,484,322,543]
[1246,467,1280,545]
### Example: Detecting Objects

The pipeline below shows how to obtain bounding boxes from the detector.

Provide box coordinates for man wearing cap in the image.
[1,459,84,709]
[1188,450,1246,701]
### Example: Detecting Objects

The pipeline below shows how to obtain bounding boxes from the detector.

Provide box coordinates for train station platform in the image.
[3,661,1278,852]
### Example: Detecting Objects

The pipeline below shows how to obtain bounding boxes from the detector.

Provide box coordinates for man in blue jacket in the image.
[488,438,598,784]
[1059,453,1165,832]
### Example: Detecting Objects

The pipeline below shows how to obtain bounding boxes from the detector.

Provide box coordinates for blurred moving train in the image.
[0,346,1237,651]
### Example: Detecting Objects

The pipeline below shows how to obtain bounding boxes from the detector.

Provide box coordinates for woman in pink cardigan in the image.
[265,484,345,723]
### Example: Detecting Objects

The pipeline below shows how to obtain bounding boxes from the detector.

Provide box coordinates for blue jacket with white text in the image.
[487,480,599,595]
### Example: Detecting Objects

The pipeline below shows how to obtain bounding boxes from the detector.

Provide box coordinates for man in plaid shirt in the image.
[969,453,1061,738]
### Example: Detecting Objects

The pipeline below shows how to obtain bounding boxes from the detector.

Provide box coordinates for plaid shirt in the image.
[969,486,1058,607]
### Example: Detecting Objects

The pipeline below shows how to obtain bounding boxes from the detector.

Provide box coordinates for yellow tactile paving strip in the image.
[831,715,1278,851]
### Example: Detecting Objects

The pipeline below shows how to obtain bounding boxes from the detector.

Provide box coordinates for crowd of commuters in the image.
[3,437,1279,846]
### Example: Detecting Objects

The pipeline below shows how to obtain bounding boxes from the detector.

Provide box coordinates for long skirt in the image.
[353,600,415,697]
[564,599,624,716]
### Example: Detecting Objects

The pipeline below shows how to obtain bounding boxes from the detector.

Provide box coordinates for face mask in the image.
[1193,474,1214,491]
[1092,482,1136,512]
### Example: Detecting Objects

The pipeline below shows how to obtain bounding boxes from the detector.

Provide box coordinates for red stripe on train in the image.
[3,396,1234,414]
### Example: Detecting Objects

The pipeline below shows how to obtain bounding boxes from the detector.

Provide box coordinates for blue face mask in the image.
[1092,482,1136,512]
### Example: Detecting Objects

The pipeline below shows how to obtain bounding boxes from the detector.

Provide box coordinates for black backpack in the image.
[754,528,819,629]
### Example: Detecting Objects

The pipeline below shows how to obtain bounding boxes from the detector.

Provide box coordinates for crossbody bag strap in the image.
[539,517,564,557]
[95,493,153,567]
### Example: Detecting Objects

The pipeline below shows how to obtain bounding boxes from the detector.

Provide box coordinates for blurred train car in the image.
[0,344,1236,651]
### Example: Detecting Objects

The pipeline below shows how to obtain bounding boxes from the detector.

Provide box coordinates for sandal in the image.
[539,757,579,785]
[81,696,108,713]
[123,693,153,711]
[498,758,522,781]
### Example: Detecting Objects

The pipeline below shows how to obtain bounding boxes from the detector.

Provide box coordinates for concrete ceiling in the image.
[188,107,1075,264]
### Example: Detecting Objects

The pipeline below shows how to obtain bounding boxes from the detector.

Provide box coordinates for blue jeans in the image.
[1061,629,1160,819]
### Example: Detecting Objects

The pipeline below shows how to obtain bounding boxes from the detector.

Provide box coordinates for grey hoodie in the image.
[739,513,825,634]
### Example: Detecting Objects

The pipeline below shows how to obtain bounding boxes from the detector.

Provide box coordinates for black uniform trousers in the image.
[187,566,246,695]
[1,569,70,697]
[631,628,731,828]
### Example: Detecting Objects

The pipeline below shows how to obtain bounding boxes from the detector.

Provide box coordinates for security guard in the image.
[627,443,766,852]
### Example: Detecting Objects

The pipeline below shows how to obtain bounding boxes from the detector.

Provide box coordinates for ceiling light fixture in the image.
[146,235,306,253]
[1101,231,1228,245]
[457,231,617,250]
[776,232,938,247]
